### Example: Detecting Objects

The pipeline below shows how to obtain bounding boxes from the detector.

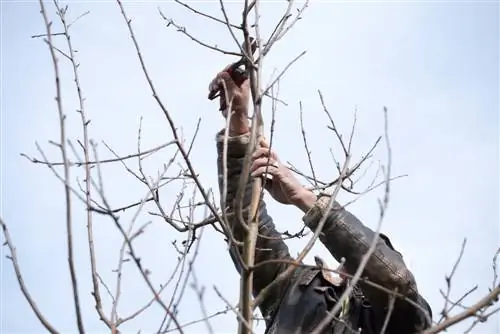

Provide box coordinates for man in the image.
[208,65,432,334]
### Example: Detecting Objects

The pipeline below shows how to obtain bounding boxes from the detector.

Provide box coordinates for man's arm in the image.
[301,195,432,331]
[216,130,294,320]
[244,128,431,330]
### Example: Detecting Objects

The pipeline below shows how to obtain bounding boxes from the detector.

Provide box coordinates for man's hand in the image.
[208,64,250,136]
[251,139,317,213]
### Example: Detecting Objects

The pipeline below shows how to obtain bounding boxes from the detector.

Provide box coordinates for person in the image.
[208,64,433,334]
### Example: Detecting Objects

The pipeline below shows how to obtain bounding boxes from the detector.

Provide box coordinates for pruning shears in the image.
[208,37,257,101]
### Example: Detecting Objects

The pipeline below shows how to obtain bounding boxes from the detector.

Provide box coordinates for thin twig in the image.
[379,290,397,334]
[158,9,242,57]
[423,285,500,334]
[261,51,306,100]
[1,218,59,333]
[162,307,230,333]
[263,0,309,57]
[67,10,90,29]
[90,143,185,333]
[438,238,467,323]
[161,196,203,332]
[214,286,253,333]
[21,141,175,167]
[190,268,213,333]
[117,0,227,239]
[117,252,184,326]
[493,248,500,288]
[439,285,478,313]
[39,1,84,332]
[299,101,317,187]
[109,123,174,332]
[52,0,112,328]
[218,0,249,60]
[174,0,241,29]
[31,31,65,38]
[310,107,392,334]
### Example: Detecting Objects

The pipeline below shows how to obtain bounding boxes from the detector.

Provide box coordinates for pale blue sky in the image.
[1,1,498,333]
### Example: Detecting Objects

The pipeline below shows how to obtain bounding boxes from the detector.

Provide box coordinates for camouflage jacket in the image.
[215,130,432,334]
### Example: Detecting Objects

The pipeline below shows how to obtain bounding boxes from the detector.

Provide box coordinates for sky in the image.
[1,0,499,333]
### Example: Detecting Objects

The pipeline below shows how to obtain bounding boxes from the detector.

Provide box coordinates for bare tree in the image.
[2,1,498,333]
